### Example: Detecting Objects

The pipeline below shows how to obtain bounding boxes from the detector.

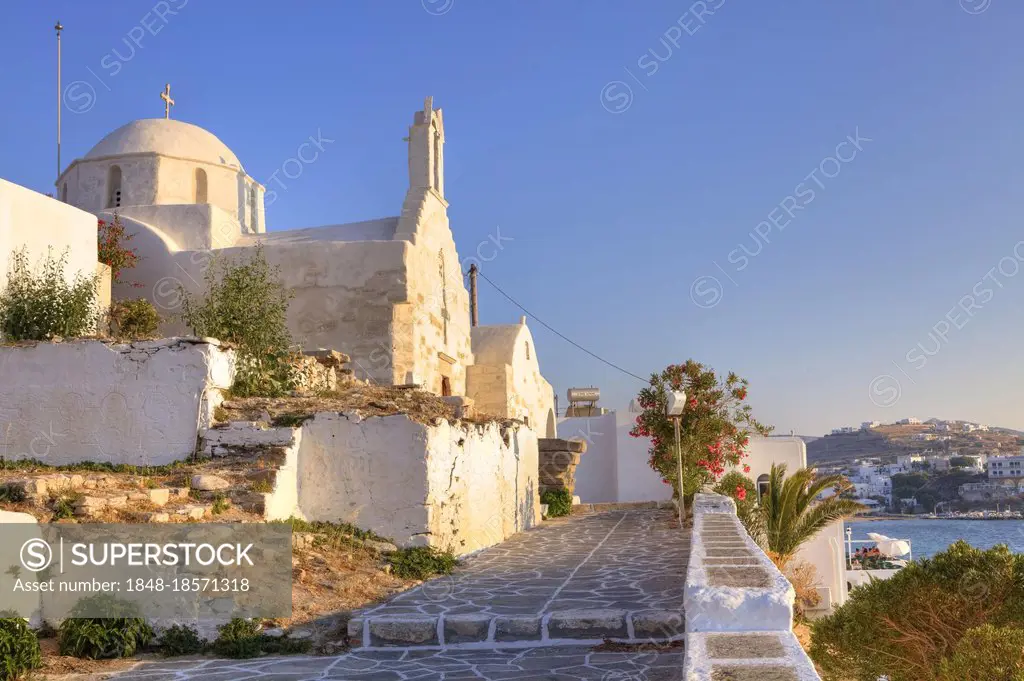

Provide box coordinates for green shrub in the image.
[57,595,153,659]
[810,541,1024,681]
[179,246,295,397]
[210,618,261,659]
[0,613,41,681]
[0,248,98,342]
[108,298,160,339]
[209,618,310,658]
[937,624,1024,681]
[387,546,457,580]
[541,489,572,517]
[156,624,207,657]
[0,485,26,504]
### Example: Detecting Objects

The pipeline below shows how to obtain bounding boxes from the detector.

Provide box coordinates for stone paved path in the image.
[350,509,690,647]
[112,646,684,680]
[113,510,689,680]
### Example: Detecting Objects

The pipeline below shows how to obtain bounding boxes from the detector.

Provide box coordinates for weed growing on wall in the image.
[107,298,160,339]
[178,246,296,397]
[0,248,98,342]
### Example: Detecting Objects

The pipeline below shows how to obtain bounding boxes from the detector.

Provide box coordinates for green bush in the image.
[937,624,1024,681]
[208,618,310,658]
[0,248,98,342]
[387,547,458,580]
[541,489,572,517]
[810,541,1024,681]
[179,246,295,397]
[108,298,160,339]
[210,618,261,659]
[0,614,41,681]
[156,624,207,657]
[57,595,153,659]
[0,485,26,504]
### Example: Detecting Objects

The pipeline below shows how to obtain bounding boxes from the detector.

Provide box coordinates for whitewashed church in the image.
[32,95,556,434]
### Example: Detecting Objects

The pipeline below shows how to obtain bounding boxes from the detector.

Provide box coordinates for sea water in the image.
[847,518,1024,559]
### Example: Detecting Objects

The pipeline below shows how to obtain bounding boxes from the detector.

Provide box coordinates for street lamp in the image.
[666,390,686,528]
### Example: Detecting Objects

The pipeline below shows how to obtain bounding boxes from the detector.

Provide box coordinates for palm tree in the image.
[754,463,866,562]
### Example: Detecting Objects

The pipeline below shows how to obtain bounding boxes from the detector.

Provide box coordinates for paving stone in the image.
[632,610,685,639]
[443,613,492,643]
[711,665,798,681]
[707,566,772,588]
[368,617,439,646]
[548,609,628,639]
[494,615,541,641]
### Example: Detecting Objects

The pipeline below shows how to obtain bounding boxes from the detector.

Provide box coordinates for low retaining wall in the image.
[684,493,821,680]
[205,413,541,556]
[0,338,234,466]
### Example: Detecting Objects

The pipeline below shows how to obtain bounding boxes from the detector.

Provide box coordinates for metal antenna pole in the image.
[56,20,63,186]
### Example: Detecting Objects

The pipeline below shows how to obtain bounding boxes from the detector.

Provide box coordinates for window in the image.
[249,185,258,231]
[756,474,770,503]
[61,183,68,202]
[525,342,531,360]
[194,168,208,203]
[107,165,122,208]
[441,376,452,397]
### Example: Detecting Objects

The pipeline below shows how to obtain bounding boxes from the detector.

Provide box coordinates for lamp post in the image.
[666,390,687,528]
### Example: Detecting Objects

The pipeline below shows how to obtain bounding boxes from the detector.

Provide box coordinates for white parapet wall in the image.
[0,338,235,466]
[684,492,822,680]
[231,412,541,556]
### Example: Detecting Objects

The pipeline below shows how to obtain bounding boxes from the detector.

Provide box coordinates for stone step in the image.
[572,500,676,513]
[346,608,685,649]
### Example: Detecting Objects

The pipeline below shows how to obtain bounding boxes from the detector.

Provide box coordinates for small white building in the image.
[986,455,1024,483]
[897,417,922,425]
[861,421,880,430]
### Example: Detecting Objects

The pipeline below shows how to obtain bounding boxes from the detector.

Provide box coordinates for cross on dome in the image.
[160,83,175,119]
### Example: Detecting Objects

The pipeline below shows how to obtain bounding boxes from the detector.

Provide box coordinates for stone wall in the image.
[217,412,540,556]
[683,493,821,680]
[538,438,585,497]
[0,338,234,466]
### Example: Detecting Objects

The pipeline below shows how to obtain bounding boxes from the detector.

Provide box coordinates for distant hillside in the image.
[807,423,1021,465]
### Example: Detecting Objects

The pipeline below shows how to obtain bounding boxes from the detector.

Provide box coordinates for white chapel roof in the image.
[84,119,243,170]
[471,323,530,366]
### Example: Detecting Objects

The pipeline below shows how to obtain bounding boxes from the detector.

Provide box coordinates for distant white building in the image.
[830,426,857,435]
[986,455,1024,483]
[898,417,922,425]
[934,422,951,432]
[861,421,880,430]
[911,433,936,441]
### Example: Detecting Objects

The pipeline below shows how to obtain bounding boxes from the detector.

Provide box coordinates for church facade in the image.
[57,99,474,396]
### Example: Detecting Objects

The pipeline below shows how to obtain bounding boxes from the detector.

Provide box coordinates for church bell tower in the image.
[408,96,445,199]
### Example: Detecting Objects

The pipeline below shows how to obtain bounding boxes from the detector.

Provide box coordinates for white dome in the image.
[84,119,243,170]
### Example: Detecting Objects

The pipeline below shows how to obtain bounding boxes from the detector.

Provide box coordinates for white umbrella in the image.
[867,532,911,557]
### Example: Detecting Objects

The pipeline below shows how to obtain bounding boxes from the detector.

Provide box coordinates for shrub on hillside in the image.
[0,613,41,681]
[936,624,1024,681]
[107,298,160,339]
[57,595,153,659]
[809,541,1024,681]
[0,248,98,342]
[178,246,295,396]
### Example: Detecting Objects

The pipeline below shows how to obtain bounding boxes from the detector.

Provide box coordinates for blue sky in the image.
[2,1,1022,436]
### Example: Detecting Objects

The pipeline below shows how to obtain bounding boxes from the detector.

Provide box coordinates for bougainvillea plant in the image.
[630,360,772,502]
[97,212,141,286]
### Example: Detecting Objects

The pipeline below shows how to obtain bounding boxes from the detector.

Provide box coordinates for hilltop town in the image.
[808,418,1024,513]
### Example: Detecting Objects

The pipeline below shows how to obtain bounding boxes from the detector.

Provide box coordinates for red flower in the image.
[742,464,750,474]
[735,485,747,501]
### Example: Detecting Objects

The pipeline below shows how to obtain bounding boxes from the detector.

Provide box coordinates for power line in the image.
[474,269,650,384]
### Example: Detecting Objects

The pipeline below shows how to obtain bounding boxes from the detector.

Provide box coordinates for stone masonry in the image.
[538,438,585,496]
